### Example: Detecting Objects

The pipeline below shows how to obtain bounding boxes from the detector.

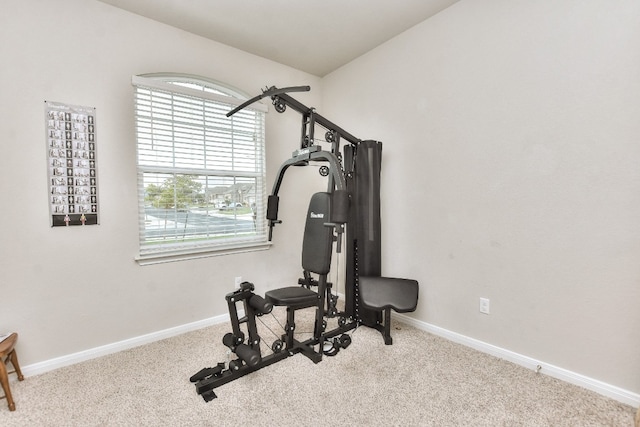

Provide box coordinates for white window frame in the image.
[132,74,270,265]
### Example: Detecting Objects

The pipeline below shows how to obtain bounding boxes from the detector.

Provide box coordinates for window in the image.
[132,74,269,263]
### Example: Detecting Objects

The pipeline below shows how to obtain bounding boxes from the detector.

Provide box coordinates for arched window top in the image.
[132,73,267,114]
[138,73,250,100]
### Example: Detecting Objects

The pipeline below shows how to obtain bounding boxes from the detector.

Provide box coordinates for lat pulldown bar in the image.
[227,85,361,147]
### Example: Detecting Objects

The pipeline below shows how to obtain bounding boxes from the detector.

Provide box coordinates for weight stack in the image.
[344,140,383,327]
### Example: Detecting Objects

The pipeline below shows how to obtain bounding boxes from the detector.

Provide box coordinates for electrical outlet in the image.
[234,276,243,289]
[479,297,490,314]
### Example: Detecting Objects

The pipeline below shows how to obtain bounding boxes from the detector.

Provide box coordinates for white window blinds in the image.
[132,75,268,262]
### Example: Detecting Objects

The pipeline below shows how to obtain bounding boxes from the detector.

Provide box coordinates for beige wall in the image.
[0,0,323,365]
[322,0,640,394]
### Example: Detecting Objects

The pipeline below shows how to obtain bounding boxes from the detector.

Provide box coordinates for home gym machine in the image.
[191,86,419,401]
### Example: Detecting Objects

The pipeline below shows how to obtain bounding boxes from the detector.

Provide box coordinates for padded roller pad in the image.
[359,276,419,313]
[265,287,318,308]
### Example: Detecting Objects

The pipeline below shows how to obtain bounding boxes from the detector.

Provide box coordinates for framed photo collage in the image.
[45,101,99,227]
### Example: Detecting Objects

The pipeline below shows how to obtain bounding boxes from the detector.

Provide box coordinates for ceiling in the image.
[98,0,460,76]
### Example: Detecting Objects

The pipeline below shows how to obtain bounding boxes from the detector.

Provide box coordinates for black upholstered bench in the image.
[359,276,419,344]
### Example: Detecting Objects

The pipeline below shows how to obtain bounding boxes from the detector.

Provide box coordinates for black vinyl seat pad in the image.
[265,286,318,308]
[359,276,419,313]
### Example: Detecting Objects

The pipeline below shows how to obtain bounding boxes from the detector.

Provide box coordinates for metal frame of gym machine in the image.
[191,86,390,401]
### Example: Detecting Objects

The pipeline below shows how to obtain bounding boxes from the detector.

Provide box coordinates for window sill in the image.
[135,241,272,266]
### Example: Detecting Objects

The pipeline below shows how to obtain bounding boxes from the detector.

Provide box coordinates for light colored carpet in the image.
[0,307,635,426]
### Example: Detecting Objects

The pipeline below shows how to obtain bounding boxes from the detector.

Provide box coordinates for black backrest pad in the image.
[302,192,333,274]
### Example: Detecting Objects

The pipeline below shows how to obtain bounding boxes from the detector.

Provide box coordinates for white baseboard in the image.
[394,313,640,408]
[21,314,231,378]
[19,309,640,408]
